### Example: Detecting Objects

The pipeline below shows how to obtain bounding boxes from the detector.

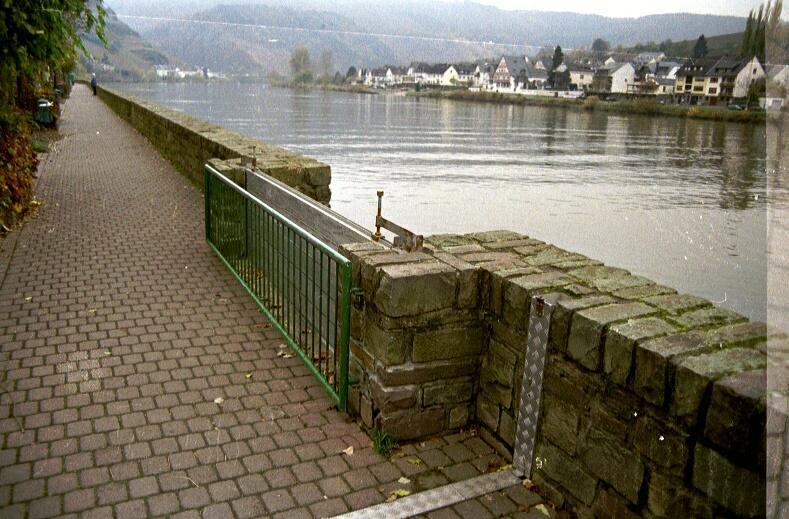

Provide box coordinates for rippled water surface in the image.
[112,82,781,321]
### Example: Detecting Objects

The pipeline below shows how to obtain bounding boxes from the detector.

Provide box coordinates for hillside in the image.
[626,32,745,59]
[107,0,747,74]
[81,8,172,81]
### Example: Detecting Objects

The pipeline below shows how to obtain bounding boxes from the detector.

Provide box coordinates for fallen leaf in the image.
[342,446,354,456]
[391,489,411,498]
[535,504,551,517]
[497,463,513,472]
[282,354,293,359]
[485,495,493,502]
[522,479,536,491]
[397,477,410,484]
[385,494,397,503]
[213,397,224,404]
[24,297,32,302]
[245,373,252,379]
[104,350,111,356]
[406,458,422,465]
[254,323,272,329]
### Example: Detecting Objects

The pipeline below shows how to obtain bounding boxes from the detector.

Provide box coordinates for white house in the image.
[568,67,594,91]
[592,62,636,94]
[704,56,765,101]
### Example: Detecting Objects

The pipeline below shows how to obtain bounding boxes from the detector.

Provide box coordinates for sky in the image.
[468,0,763,18]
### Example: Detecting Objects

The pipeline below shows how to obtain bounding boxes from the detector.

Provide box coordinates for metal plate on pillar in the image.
[512,296,554,478]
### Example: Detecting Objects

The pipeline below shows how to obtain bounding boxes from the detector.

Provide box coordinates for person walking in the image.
[91,73,97,95]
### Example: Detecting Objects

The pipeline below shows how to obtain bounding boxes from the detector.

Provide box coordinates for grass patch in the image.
[32,140,48,153]
[372,428,398,457]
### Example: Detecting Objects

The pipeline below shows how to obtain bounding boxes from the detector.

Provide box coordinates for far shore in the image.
[407,89,770,124]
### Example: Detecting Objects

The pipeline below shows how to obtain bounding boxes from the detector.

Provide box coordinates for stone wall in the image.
[342,230,782,518]
[96,86,331,202]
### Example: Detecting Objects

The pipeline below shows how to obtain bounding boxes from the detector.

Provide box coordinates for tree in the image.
[591,38,610,52]
[693,35,708,57]
[289,47,312,78]
[740,1,781,61]
[1,0,106,107]
[345,66,358,79]
[548,46,564,88]
[318,50,333,83]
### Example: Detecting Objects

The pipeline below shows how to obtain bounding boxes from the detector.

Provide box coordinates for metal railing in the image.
[204,165,352,409]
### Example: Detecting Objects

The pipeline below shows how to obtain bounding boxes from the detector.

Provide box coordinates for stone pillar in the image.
[340,241,484,440]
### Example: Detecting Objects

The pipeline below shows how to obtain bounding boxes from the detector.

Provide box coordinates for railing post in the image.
[204,166,211,242]
[337,263,352,411]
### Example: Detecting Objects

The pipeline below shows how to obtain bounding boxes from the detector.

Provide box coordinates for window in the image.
[708,88,717,94]
[753,68,757,74]
[694,86,703,92]
[710,77,718,83]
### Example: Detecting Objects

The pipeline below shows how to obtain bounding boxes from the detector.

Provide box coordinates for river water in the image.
[111,82,780,321]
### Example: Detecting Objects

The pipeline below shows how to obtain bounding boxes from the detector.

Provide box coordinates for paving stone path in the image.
[0,85,548,518]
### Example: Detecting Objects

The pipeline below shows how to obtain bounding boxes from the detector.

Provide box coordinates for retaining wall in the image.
[96,85,331,202]
[342,230,783,518]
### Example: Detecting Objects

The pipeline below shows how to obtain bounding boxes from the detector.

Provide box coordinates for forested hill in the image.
[107,0,747,73]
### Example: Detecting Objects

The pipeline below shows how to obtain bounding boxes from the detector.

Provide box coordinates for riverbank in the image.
[268,79,379,95]
[409,89,768,123]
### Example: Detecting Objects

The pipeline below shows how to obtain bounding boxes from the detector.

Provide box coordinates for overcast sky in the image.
[468,0,763,18]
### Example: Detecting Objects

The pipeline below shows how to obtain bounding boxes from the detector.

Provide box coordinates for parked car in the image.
[728,104,745,111]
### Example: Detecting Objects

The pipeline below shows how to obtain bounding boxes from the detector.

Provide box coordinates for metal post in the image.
[372,190,383,242]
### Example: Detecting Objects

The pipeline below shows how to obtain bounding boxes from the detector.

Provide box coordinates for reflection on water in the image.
[113,82,777,321]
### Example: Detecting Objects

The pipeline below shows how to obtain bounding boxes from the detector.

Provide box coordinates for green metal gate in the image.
[204,165,352,409]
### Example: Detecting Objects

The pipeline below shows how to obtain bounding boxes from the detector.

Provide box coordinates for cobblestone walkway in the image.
[0,86,545,518]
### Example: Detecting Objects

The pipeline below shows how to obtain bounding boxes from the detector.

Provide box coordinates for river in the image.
[111,82,781,322]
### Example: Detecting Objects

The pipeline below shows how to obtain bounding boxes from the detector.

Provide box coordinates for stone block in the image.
[484,237,544,250]
[634,331,707,406]
[549,295,616,352]
[488,266,542,317]
[499,411,516,446]
[535,442,598,505]
[580,428,644,503]
[503,271,574,326]
[604,317,676,385]
[588,396,634,441]
[363,319,410,365]
[591,488,640,519]
[672,347,766,424]
[568,303,655,371]
[465,230,524,243]
[671,306,746,329]
[480,340,517,408]
[431,252,481,309]
[567,265,631,292]
[692,444,765,517]
[380,408,446,440]
[611,284,676,300]
[422,378,474,406]
[540,395,580,455]
[643,293,710,315]
[426,234,478,249]
[448,405,471,429]
[476,395,500,433]
[703,369,766,467]
[647,471,714,519]
[375,358,477,386]
[632,415,689,475]
[369,376,418,413]
[373,261,457,317]
[361,251,433,295]
[360,394,373,429]
[412,325,484,363]
[442,244,486,254]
